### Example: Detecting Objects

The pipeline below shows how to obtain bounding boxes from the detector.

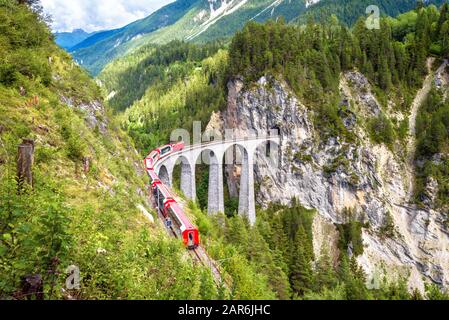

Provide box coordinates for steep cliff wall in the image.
[208,69,449,291]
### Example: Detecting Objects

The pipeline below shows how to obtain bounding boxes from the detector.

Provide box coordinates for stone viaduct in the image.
[154,135,280,225]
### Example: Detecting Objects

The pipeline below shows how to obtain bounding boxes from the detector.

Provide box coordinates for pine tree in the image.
[290,226,314,295]
[290,245,314,295]
[436,3,449,38]
[315,246,338,291]
[378,54,392,90]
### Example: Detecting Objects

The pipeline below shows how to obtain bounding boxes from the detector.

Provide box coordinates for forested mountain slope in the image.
[73,0,447,76]
[99,3,449,298]
[295,0,448,25]
[70,0,200,75]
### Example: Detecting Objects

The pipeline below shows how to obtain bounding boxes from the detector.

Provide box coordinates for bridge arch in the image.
[153,136,281,225]
[158,165,171,187]
[176,155,195,200]
[254,139,281,168]
[194,149,224,215]
[222,143,255,222]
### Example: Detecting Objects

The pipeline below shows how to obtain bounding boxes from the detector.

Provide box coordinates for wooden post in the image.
[17,138,34,189]
[82,156,90,174]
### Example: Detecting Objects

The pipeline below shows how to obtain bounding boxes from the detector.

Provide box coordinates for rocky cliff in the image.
[207,66,449,291]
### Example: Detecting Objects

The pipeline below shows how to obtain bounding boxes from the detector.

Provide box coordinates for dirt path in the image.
[405,58,448,201]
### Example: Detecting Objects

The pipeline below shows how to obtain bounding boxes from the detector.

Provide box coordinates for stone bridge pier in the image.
[207,150,225,215]
[155,136,280,225]
[237,147,256,224]
[179,156,195,200]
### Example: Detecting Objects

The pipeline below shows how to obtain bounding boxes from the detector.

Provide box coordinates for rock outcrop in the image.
[208,73,449,291]
[60,96,108,134]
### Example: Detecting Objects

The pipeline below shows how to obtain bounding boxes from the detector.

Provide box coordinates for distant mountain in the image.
[70,0,199,75]
[69,28,122,52]
[71,0,314,75]
[54,29,98,50]
[71,0,447,75]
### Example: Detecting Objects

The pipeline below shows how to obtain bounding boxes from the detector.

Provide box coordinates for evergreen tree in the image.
[315,246,338,291]
[290,229,314,295]
[436,3,449,38]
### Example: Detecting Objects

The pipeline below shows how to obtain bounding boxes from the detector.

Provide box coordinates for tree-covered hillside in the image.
[70,0,448,76]
[98,40,229,152]
[0,0,220,299]
[296,0,448,25]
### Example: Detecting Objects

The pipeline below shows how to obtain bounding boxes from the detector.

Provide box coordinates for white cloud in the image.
[41,0,175,32]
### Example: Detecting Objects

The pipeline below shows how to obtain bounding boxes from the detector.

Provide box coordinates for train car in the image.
[171,141,185,153]
[165,201,199,249]
[152,183,199,249]
[156,141,185,161]
[145,150,159,170]
[146,141,185,171]
[154,184,172,213]
[144,140,199,249]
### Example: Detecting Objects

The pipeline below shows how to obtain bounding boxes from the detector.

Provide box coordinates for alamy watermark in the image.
[65,265,80,290]
[366,5,380,30]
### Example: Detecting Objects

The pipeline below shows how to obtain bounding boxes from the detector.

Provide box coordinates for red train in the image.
[144,142,199,249]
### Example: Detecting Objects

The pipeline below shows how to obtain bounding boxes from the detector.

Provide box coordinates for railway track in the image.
[191,245,226,287]
[157,207,228,288]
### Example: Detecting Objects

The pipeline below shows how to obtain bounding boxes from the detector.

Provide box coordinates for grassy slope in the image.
[0,2,216,299]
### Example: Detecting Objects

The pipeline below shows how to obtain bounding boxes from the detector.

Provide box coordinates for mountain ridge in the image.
[54,28,97,50]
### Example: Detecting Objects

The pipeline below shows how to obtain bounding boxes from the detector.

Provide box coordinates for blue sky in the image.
[41,0,175,32]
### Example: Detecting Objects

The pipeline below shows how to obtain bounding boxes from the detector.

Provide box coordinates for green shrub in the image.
[379,211,396,238]
[0,64,17,86]
[66,136,86,161]
[336,208,365,256]
[35,146,55,164]
[368,114,395,148]
[396,117,409,142]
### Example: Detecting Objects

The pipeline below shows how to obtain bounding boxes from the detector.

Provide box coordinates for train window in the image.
[188,232,194,246]
[160,146,171,156]
[168,208,182,232]
[158,191,164,209]
[165,218,172,228]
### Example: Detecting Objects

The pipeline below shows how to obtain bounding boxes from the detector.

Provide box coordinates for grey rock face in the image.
[211,74,449,291]
[344,71,381,116]
[60,96,108,134]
